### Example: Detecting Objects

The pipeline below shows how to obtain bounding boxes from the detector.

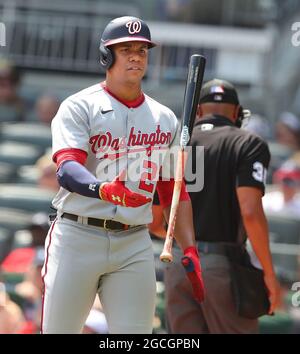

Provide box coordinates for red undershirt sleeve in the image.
[156,178,190,208]
[53,148,88,168]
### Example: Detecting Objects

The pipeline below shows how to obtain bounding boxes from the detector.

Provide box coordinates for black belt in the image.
[61,212,133,231]
[196,241,243,256]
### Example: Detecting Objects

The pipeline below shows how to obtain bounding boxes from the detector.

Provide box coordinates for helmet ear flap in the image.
[99,43,114,70]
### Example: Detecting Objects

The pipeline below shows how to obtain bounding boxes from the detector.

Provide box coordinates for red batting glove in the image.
[181,246,205,303]
[99,172,152,208]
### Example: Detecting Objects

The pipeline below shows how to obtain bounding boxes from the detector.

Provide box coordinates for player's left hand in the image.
[99,171,152,208]
[263,273,281,315]
[181,246,205,303]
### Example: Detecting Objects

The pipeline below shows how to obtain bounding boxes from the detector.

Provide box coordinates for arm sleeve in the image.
[57,160,100,199]
[237,136,271,194]
[156,178,190,208]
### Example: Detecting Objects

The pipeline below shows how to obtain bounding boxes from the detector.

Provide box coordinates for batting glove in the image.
[99,172,152,208]
[181,246,205,303]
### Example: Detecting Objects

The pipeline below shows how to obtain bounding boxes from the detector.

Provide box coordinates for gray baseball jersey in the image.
[51,83,179,225]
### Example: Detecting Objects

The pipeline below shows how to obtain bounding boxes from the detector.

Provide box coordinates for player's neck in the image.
[104,78,142,101]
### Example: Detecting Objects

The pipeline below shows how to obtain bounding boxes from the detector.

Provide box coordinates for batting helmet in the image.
[99,16,156,70]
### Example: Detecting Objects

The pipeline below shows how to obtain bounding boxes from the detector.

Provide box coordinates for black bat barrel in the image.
[180,54,206,148]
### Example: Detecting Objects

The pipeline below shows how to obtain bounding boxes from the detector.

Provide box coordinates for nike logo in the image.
[100,108,113,114]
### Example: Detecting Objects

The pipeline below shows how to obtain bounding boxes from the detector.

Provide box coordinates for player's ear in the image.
[234,105,240,120]
[233,104,244,127]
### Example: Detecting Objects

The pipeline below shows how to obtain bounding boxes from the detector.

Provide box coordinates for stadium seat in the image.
[266,212,300,244]
[25,110,38,122]
[0,161,17,183]
[19,87,40,109]
[267,142,293,184]
[0,105,23,123]
[1,248,36,286]
[0,185,55,213]
[15,165,39,185]
[0,227,14,263]
[266,212,300,281]
[259,311,294,334]
[5,284,27,309]
[0,141,43,166]
[1,123,52,149]
[0,207,34,232]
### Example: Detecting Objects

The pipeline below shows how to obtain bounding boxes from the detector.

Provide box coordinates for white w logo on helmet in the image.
[126,20,142,34]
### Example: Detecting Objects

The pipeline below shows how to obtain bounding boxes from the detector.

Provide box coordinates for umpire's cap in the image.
[101,16,156,48]
[199,79,240,105]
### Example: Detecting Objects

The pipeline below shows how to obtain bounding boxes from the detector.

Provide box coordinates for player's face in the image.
[110,41,148,83]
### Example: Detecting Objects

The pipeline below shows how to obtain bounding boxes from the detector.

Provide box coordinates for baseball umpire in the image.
[164,79,280,334]
[41,16,204,334]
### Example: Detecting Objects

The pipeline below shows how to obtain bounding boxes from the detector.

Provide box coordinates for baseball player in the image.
[41,16,204,334]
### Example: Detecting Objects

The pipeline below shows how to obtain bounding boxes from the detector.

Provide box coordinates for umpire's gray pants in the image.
[41,216,156,334]
[164,246,258,334]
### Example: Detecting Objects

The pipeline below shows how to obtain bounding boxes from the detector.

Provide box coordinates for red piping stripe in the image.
[40,219,56,334]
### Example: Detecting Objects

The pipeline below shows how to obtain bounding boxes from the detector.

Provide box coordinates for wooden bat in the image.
[160,54,206,263]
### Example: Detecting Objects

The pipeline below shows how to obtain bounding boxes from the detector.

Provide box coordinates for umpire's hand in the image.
[263,273,281,315]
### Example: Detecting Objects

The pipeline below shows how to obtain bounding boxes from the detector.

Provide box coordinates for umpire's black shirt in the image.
[187,114,270,243]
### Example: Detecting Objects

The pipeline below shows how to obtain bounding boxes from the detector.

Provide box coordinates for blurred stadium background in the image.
[0,0,299,334]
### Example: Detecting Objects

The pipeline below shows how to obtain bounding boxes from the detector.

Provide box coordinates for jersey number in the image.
[252,161,267,184]
[139,160,158,193]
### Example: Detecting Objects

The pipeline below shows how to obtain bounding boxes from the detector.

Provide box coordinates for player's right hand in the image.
[181,246,205,303]
[99,172,152,208]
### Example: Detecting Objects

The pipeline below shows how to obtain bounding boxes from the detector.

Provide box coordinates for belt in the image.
[196,241,242,256]
[61,212,133,231]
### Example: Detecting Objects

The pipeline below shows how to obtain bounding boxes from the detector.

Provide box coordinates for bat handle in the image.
[160,148,186,263]
[159,189,179,263]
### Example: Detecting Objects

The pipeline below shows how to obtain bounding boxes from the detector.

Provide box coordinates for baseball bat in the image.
[160,54,206,263]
